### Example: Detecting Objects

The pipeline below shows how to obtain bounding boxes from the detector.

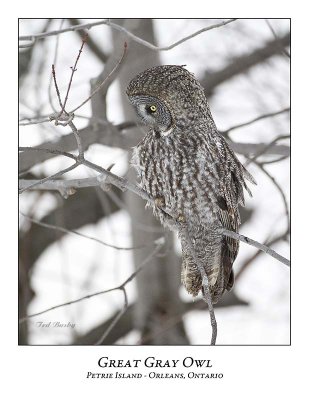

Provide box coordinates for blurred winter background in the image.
[19,19,290,345]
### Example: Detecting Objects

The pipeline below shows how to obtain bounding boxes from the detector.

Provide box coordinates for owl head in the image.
[126,65,210,135]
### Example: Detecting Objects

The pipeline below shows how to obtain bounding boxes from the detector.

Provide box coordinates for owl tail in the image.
[181,236,235,304]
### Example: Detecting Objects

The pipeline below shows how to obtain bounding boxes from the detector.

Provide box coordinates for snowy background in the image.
[19,19,290,345]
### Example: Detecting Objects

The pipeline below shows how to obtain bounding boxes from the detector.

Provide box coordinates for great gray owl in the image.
[126,65,256,304]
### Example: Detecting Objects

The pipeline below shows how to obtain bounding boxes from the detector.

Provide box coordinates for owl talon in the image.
[177,213,186,223]
[154,197,165,208]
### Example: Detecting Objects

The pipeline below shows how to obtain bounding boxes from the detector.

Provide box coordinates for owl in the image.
[126,65,256,304]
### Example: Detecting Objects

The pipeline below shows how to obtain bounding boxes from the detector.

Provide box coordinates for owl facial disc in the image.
[127,94,173,135]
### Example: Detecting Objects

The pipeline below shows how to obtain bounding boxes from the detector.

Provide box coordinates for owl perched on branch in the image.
[126,65,256,304]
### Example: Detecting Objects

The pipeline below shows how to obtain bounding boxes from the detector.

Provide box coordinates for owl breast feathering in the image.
[126,65,256,304]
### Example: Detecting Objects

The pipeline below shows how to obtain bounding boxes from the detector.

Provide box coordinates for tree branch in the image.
[221,108,290,135]
[19,18,237,51]
[68,18,109,63]
[223,229,290,267]
[20,212,152,251]
[19,19,109,43]
[70,42,127,114]
[95,287,128,345]
[19,175,106,193]
[202,31,290,95]
[235,229,289,281]
[18,161,79,194]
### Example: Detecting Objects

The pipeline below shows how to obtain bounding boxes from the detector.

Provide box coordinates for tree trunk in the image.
[112,19,189,344]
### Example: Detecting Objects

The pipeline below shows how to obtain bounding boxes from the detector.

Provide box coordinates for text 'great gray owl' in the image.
[126,65,256,304]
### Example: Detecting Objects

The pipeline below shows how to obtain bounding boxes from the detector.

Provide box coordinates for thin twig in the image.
[70,42,127,114]
[106,19,237,51]
[235,229,289,281]
[95,288,128,345]
[48,19,65,113]
[261,154,289,165]
[253,160,290,235]
[52,64,64,109]
[19,287,119,323]
[19,117,51,126]
[222,229,290,267]
[69,18,109,63]
[20,212,151,251]
[19,19,108,42]
[221,107,290,135]
[19,146,77,160]
[245,134,290,167]
[92,238,166,345]
[18,162,79,194]
[68,121,84,160]
[58,34,88,118]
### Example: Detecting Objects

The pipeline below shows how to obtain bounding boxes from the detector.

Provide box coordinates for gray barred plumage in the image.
[126,65,256,303]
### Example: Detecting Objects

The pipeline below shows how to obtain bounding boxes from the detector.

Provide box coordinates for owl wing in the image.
[214,135,256,293]
[216,173,241,293]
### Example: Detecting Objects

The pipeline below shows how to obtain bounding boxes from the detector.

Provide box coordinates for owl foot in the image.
[181,258,202,297]
[176,213,186,223]
[154,196,165,208]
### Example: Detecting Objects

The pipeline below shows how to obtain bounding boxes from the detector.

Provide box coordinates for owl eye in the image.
[146,105,157,113]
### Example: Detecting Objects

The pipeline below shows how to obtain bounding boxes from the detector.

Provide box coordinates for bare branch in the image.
[261,154,289,165]
[48,19,65,113]
[19,146,77,161]
[19,37,35,48]
[20,212,151,251]
[252,161,290,235]
[18,161,79,194]
[245,135,290,166]
[202,31,290,94]
[95,288,128,345]
[69,18,109,63]
[51,64,64,109]
[106,19,237,51]
[67,121,84,160]
[19,19,108,43]
[228,141,289,157]
[222,229,290,267]
[235,229,289,281]
[70,42,127,114]
[58,34,89,118]
[221,107,290,135]
[19,19,237,51]
[19,175,105,192]
[19,117,51,126]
